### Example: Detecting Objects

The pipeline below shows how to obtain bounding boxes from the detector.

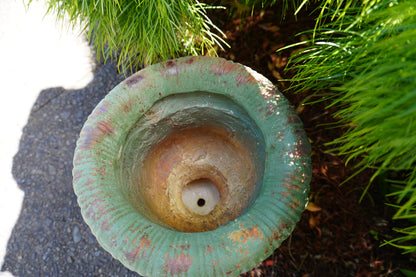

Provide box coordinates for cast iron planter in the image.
[73,56,311,276]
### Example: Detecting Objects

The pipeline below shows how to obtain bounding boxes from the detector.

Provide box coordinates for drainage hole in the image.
[197,198,206,207]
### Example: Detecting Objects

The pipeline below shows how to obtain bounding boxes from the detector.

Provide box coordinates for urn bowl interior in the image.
[118,92,266,232]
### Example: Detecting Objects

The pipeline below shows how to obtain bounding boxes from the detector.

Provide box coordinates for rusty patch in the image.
[228,225,264,244]
[162,61,179,76]
[85,198,106,221]
[271,229,282,242]
[279,190,290,200]
[235,70,257,88]
[122,101,132,112]
[166,60,176,67]
[97,121,115,135]
[83,120,115,149]
[286,198,301,210]
[185,57,195,64]
[282,180,301,191]
[101,218,110,231]
[92,167,106,177]
[180,245,190,251]
[169,244,191,251]
[124,233,154,263]
[293,130,312,157]
[295,142,311,157]
[265,102,277,117]
[235,73,246,87]
[164,252,192,275]
[125,74,145,87]
[269,222,290,242]
[208,62,240,76]
[139,234,152,248]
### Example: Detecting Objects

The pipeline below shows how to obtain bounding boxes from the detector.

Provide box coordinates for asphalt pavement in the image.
[1,61,143,276]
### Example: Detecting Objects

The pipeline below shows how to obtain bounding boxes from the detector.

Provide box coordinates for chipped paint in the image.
[285,198,301,210]
[92,167,106,177]
[293,140,312,158]
[260,84,276,99]
[82,120,114,149]
[169,244,191,251]
[161,59,179,76]
[278,190,290,200]
[97,121,114,135]
[122,101,132,112]
[125,74,145,87]
[185,57,195,64]
[101,218,110,231]
[228,225,264,244]
[164,252,193,275]
[166,60,176,67]
[124,233,154,263]
[208,62,239,76]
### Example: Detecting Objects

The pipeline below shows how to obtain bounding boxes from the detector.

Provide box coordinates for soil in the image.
[210,4,416,277]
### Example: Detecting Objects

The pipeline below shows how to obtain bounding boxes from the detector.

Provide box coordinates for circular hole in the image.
[182,178,220,216]
[197,198,206,207]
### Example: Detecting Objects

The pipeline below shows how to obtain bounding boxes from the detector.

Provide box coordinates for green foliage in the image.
[238,0,291,11]
[285,0,416,251]
[401,268,416,277]
[36,0,228,70]
[34,0,303,71]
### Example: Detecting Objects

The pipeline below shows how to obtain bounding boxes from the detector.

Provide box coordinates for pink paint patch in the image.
[164,252,193,275]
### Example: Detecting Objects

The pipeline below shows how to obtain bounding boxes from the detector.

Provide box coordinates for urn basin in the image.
[73,56,311,276]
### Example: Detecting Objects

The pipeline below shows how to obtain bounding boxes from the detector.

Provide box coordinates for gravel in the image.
[1,62,142,276]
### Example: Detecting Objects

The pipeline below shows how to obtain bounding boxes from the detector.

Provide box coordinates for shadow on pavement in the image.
[1,62,141,276]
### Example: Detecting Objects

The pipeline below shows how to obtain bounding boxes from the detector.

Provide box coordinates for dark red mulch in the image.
[209,4,415,277]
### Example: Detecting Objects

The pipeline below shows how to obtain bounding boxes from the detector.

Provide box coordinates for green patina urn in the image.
[73,56,311,276]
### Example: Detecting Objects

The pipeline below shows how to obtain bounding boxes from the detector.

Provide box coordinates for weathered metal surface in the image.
[73,56,311,276]
[119,92,265,233]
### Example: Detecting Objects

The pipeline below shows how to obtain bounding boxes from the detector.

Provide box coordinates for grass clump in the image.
[34,0,228,71]
[31,0,301,71]
[286,0,416,252]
